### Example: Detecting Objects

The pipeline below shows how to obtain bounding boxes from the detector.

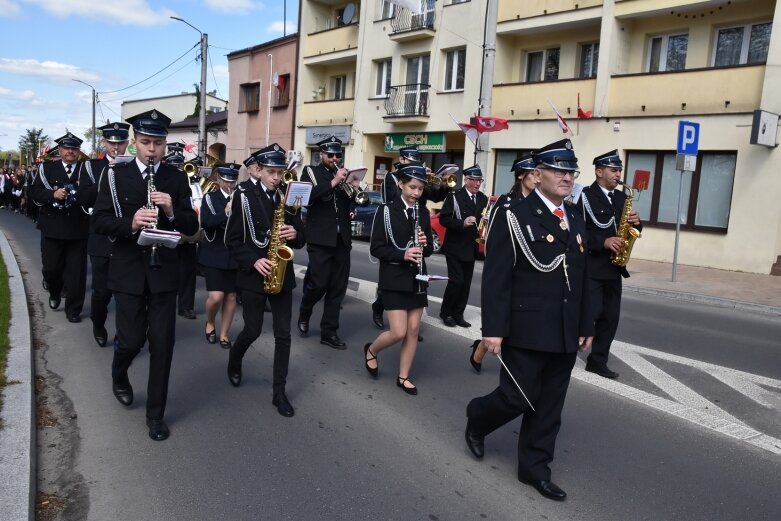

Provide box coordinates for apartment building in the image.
[226,34,298,168]
[296,0,781,274]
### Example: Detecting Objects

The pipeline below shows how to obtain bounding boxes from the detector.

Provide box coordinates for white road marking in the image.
[296,268,781,455]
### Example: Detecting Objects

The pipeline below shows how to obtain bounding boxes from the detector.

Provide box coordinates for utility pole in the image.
[72,79,97,157]
[474,0,498,174]
[171,16,208,164]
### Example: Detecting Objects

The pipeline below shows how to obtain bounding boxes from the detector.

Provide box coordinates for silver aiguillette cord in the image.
[496,353,535,412]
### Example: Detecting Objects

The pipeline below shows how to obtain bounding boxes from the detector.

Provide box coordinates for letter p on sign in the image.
[677,121,700,155]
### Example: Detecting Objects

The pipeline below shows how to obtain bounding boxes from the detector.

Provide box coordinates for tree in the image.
[18,128,49,165]
[84,127,106,157]
[189,83,201,118]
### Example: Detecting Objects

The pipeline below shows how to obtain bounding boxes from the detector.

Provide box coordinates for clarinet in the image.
[412,201,427,294]
[145,157,161,270]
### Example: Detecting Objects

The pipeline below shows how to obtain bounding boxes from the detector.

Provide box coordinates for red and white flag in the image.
[449,113,479,145]
[548,100,571,134]
[577,93,592,119]
[471,116,509,133]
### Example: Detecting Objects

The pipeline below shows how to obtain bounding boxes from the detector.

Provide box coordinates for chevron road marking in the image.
[296,267,781,456]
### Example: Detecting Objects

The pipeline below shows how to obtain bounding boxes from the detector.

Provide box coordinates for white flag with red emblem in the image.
[388,0,422,15]
[548,99,571,134]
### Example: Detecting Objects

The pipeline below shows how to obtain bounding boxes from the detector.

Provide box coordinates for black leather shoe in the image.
[112,380,133,406]
[146,418,170,441]
[520,479,567,501]
[455,317,472,328]
[227,356,242,387]
[42,279,48,291]
[219,339,232,350]
[397,376,418,395]
[205,327,217,344]
[178,309,196,320]
[48,296,61,310]
[93,325,108,347]
[297,314,309,336]
[469,340,482,373]
[465,421,484,458]
[66,313,81,323]
[272,393,295,417]
[321,334,347,350]
[364,343,378,378]
[585,362,619,379]
[418,335,423,342]
[441,315,457,327]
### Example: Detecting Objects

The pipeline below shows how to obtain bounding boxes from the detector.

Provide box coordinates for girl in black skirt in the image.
[364,163,434,395]
[198,164,240,349]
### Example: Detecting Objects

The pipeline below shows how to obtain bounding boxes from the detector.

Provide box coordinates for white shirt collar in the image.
[135,158,159,174]
[534,188,569,225]
[220,188,231,198]
[62,161,75,170]
[599,185,613,198]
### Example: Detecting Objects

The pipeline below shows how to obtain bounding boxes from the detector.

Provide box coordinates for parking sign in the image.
[677,121,700,155]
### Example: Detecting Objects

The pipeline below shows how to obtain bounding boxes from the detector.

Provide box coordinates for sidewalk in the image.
[623,258,781,315]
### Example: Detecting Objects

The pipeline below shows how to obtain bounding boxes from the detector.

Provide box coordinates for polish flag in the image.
[471,116,509,133]
[577,93,592,119]
[449,113,478,145]
[548,100,571,134]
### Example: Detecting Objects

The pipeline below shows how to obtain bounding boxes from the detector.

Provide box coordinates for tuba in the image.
[263,188,295,295]
[611,181,641,267]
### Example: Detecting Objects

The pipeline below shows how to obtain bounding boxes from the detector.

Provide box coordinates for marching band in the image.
[23,112,644,501]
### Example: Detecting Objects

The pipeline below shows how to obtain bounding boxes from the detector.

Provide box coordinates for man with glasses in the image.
[464,139,593,501]
[438,165,488,328]
[578,150,642,379]
[298,136,352,349]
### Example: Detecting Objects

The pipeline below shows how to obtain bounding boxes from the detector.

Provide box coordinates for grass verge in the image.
[0,252,10,424]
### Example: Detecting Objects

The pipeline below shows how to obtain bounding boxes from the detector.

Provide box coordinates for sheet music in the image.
[416,274,449,282]
[284,181,313,207]
[346,167,368,184]
[435,164,459,177]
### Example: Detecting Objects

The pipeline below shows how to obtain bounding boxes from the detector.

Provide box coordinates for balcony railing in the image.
[390,0,435,33]
[384,83,430,117]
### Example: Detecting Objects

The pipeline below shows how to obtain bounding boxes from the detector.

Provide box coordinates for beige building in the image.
[226,34,298,168]
[296,0,781,274]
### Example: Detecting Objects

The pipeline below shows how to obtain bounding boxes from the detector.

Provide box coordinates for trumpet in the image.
[183,161,199,176]
[427,172,457,188]
[341,181,369,206]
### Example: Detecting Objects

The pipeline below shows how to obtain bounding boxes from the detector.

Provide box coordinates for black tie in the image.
[65,164,72,180]
[406,207,415,229]
[266,189,276,203]
[470,194,476,205]
[608,191,614,202]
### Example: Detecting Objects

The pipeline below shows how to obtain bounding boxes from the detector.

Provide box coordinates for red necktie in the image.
[552,208,564,219]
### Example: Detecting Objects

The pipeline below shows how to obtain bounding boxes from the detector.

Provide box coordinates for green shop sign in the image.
[384,132,446,153]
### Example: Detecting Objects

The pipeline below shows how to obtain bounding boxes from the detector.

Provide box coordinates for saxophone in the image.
[611,181,641,267]
[263,189,295,294]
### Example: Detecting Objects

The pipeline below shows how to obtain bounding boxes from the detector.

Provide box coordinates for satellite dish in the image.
[341,3,356,24]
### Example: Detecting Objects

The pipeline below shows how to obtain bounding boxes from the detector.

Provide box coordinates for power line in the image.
[97,42,199,95]
[207,46,223,99]
[99,58,197,104]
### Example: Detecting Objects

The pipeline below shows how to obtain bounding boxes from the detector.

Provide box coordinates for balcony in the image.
[608,65,765,117]
[383,84,430,124]
[499,0,602,22]
[492,78,597,120]
[303,24,359,66]
[389,1,435,43]
[300,98,355,126]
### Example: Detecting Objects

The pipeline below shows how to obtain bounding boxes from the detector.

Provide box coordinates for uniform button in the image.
[563,298,568,303]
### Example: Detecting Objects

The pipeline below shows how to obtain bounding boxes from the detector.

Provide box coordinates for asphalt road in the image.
[2,210,779,521]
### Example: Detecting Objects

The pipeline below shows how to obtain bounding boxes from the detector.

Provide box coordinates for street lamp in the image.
[72,79,97,157]
[171,16,208,164]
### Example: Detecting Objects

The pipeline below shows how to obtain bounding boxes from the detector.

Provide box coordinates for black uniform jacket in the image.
[224,180,305,294]
[578,182,643,280]
[29,160,92,240]
[92,160,198,295]
[482,192,594,353]
[198,189,238,270]
[303,163,352,248]
[382,171,449,205]
[439,187,488,262]
[370,199,434,293]
[81,157,112,256]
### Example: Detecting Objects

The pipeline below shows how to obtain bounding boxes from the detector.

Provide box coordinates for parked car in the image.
[430,209,487,257]
[351,191,383,239]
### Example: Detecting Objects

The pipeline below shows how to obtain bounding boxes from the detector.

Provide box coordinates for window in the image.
[239,82,260,113]
[525,48,560,82]
[379,0,396,20]
[272,73,290,108]
[331,75,347,100]
[375,59,392,97]
[647,34,688,72]
[624,151,736,231]
[443,48,466,91]
[494,150,534,195]
[580,42,599,78]
[713,22,772,66]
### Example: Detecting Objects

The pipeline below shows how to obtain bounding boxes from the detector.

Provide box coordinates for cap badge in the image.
[113,123,119,130]
[565,141,572,150]
[274,144,280,151]
[151,111,158,120]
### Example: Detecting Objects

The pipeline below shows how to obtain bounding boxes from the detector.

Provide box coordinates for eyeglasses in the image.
[325,152,342,159]
[541,168,580,179]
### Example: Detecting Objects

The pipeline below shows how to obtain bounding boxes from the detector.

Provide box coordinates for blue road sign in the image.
[677,121,700,155]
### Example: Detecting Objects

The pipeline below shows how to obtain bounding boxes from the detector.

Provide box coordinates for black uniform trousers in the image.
[177,242,197,313]
[89,255,112,328]
[441,255,475,319]
[42,237,87,316]
[231,289,292,395]
[299,236,350,335]
[467,347,577,481]
[112,288,177,421]
[587,277,622,367]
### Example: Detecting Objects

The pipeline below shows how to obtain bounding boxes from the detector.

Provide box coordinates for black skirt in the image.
[203,266,237,293]
[382,289,428,310]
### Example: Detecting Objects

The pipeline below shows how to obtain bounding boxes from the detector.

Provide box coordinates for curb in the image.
[624,284,781,317]
[0,230,35,521]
